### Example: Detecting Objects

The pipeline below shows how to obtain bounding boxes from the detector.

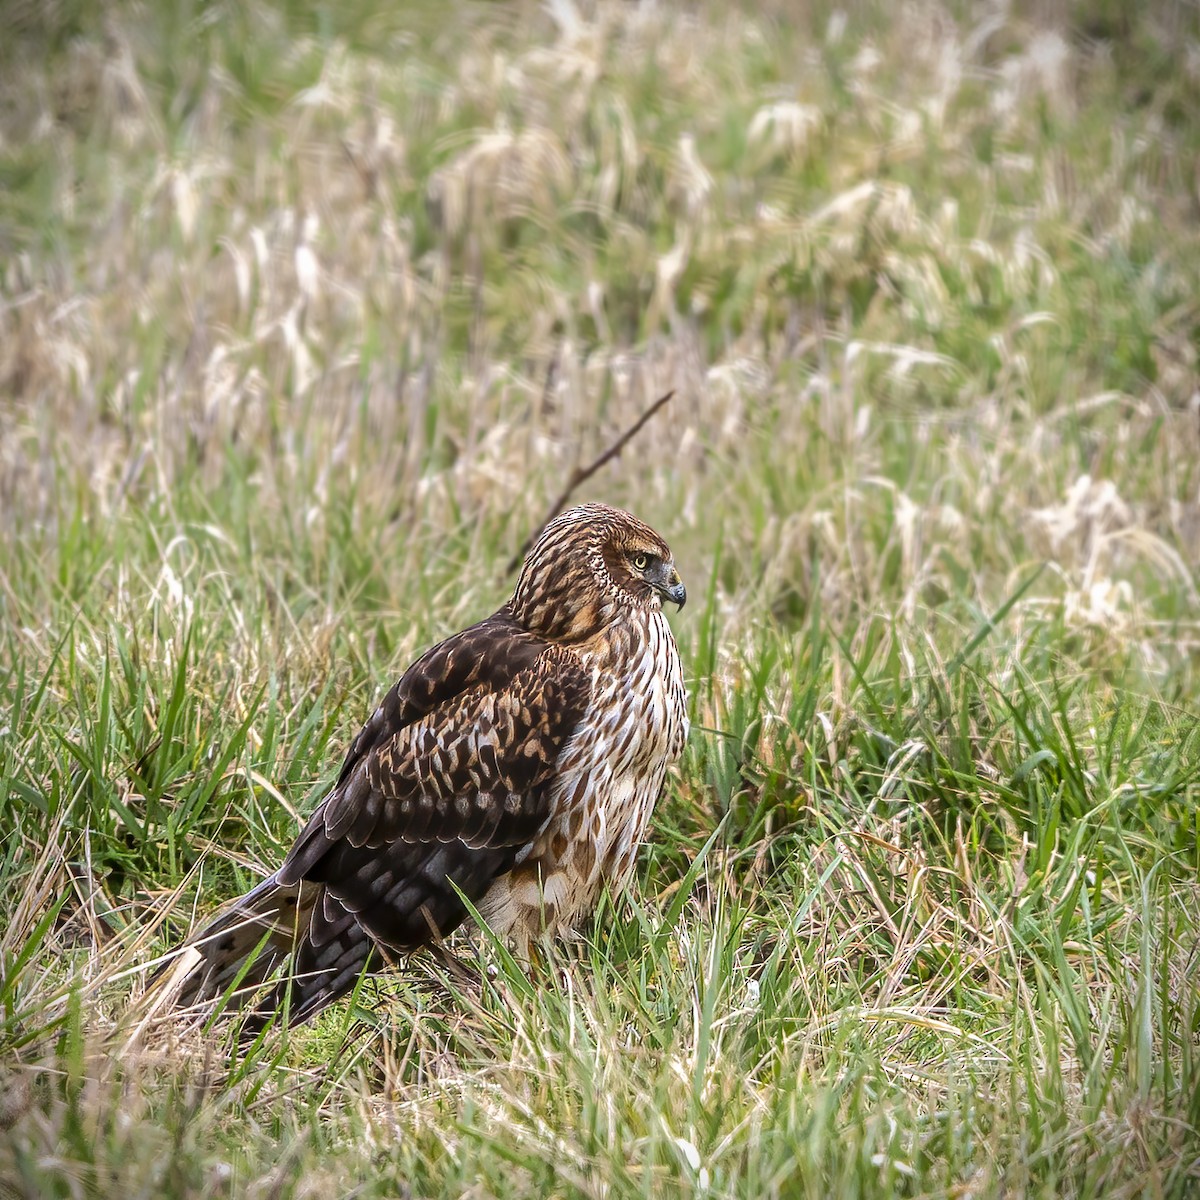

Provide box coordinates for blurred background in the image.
[3,0,1197,670]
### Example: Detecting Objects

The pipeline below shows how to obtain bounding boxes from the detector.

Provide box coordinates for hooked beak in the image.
[652,563,687,610]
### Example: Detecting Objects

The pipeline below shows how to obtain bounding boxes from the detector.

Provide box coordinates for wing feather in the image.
[328,611,548,792]
[277,631,590,956]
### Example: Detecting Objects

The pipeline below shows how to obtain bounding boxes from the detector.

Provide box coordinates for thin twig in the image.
[508,389,676,571]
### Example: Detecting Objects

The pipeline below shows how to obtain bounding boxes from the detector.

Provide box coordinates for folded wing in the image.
[167,613,591,1025]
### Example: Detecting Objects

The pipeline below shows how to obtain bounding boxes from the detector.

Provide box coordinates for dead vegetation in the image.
[1,1,1198,1196]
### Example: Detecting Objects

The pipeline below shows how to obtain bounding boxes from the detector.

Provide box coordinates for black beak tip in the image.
[669,582,687,610]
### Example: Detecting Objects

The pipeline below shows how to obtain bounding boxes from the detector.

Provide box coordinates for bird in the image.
[158,502,689,1027]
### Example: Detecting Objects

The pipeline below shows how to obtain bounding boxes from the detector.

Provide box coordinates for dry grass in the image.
[1,1,1198,1196]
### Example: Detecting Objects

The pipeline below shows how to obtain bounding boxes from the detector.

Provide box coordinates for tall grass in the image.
[1,1,1198,1195]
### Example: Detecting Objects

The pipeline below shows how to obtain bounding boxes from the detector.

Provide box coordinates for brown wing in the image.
[261,622,590,1021]
[281,610,582,871]
[163,613,590,1027]
[324,608,549,795]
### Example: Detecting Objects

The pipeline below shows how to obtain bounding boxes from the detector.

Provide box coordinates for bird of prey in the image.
[161,503,688,1026]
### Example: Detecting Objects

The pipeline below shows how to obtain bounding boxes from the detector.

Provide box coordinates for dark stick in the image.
[507,389,676,572]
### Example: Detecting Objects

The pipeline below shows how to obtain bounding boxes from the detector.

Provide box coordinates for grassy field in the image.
[2,0,1199,1195]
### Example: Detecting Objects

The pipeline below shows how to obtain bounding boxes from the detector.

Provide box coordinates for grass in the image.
[2,0,1199,1195]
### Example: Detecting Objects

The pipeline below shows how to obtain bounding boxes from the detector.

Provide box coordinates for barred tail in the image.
[147,874,301,1015]
[152,874,378,1029]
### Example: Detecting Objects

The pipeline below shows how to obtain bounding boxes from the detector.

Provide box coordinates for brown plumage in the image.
[160,503,688,1027]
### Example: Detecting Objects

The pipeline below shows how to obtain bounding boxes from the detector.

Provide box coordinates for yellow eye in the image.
[632,554,649,571]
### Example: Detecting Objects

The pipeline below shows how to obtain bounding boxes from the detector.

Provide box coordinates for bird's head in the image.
[510,503,686,640]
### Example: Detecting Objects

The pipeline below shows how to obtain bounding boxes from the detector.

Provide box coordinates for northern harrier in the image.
[162,503,688,1025]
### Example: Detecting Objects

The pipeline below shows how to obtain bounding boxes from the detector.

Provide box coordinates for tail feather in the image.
[246,921,377,1030]
[154,874,308,1012]
[154,874,379,1029]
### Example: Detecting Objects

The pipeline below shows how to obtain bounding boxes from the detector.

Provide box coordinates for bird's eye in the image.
[632,553,649,571]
